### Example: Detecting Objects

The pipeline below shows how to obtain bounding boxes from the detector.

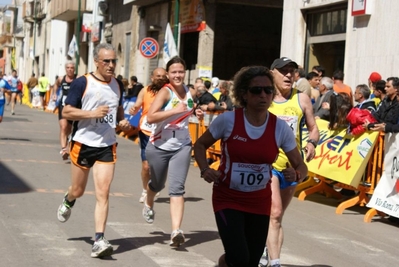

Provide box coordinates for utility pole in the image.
[173,0,179,47]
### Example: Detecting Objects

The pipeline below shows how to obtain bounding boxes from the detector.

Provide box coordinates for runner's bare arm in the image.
[62,105,110,120]
[147,87,187,124]
[129,88,145,116]
[299,93,320,161]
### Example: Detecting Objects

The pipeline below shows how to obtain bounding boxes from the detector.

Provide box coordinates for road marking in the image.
[0,142,58,148]
[0,159,65,164]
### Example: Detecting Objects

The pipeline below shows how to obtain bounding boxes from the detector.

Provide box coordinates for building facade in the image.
[1,0,398,93]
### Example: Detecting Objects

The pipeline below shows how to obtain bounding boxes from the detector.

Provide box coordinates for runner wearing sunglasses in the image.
[194,65,307,267]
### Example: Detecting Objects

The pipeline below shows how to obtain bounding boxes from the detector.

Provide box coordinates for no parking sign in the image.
[139,37,159,59]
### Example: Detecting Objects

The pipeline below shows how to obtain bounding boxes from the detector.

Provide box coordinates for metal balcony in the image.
[51,0,88,21]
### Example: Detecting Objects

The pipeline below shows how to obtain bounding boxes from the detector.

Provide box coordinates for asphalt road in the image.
[0,104,398,267]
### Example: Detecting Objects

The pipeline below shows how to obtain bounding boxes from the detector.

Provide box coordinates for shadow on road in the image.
[155,196,204,204]
[68,229,220,256]
[0,162,33,194]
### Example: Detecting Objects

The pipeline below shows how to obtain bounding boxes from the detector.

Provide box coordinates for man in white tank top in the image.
[56,43,130,258]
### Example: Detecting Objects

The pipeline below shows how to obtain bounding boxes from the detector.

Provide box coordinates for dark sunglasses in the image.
[100,59,118,64]
[248,86,274,95]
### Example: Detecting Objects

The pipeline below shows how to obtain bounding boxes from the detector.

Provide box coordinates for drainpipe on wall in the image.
[32,0,36,74]
[75,0,81,74]
[173,0,179,49]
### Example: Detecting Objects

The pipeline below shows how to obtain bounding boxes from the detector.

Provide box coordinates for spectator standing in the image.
[369,77,399,127]
[354,84,376,112]
[208,80,234,111]
[332,70,353,104]
[306,72,320,104]
[197,84,218,111]
[259,57,319,267]
[194,66,307,267]
[129,67,168,203]
[52,61,77,160]
[38,72,50,110]
[368,71,382,102]
[293,68,311,98]
[312,65,325,77]
[126,75,144,98]
[313,77,334,120]
[373,80,386,110]
[56,43,130,258]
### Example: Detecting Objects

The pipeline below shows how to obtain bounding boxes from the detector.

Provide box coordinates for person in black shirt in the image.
[126,76,144,99]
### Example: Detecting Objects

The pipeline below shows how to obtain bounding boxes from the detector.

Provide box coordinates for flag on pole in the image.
[68,35,79,58]
[163,23,178,65]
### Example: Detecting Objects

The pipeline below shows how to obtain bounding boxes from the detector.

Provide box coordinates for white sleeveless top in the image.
[150,86,194,151]
[72,74,121,147]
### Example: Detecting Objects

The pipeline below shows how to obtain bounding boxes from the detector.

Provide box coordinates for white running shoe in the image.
[57,193,74,223]
[91,238,113,258]
[169,229,185,247]
[258,246,269,267]
[142,204,155,224]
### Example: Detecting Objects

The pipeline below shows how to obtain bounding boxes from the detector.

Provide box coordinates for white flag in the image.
[68,35,79,58]
[163,23,178,65]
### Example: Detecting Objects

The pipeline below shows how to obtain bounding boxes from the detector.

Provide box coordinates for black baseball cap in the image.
[270,57,298,70]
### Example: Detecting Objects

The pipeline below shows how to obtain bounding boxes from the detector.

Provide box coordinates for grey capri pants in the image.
[145,142,192,196]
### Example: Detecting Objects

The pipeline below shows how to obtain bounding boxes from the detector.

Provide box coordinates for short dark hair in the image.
[387,77,399,89]
[130,76,138,82]
[204,80,211,90]
[375,80,386,93]
[306,72,319,80]
[333,70,344,81]
[166,56,186,71]
[312,65,325,76]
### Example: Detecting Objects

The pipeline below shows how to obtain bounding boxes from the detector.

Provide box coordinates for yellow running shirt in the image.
[268,89,304,171]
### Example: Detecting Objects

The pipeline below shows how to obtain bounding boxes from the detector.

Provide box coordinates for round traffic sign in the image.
[139,37,159,59]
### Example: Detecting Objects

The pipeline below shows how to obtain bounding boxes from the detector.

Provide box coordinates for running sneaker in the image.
[258,246,269,267]
[57,192,75,222]
[142,204,155,224]
[169,229,185,247]
[57,201,72,223]
[91,238,113,258]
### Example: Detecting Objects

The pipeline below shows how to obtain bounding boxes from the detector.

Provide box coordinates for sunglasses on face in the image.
[248,86,274,95]
[99,59,118,65]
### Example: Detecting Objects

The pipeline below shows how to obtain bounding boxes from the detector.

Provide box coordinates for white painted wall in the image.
[281,0,399,94]
[48,19,68,84]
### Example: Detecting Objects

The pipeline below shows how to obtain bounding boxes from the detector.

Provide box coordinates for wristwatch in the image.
[307,139,318,148]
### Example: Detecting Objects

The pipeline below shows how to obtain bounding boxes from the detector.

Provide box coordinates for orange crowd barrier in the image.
[296,132,385,219]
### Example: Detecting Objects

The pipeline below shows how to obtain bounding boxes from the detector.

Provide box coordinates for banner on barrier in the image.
[367,133,399,217]
[302,119,379,186]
